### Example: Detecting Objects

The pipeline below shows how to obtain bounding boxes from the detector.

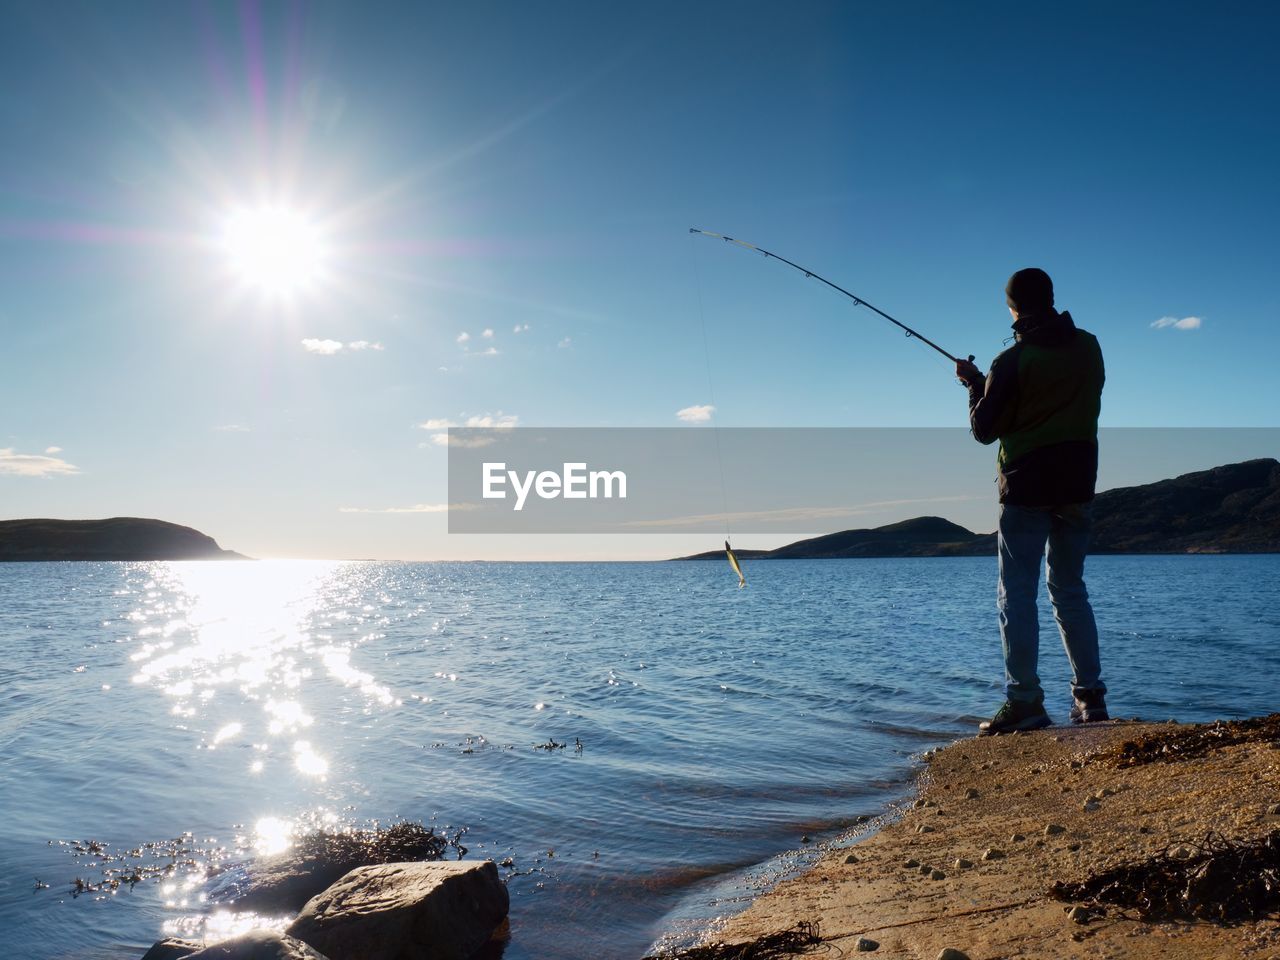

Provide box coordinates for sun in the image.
[220,204,329,298]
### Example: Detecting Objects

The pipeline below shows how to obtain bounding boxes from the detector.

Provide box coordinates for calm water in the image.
[1,557,1277,960]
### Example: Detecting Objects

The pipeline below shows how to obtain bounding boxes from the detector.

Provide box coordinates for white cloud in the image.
[419,412,517,448]
[302,338,385,354]
[0,448,79,477]
[429,434,497,449]
[456,331,471,344]
[213,424,250,433]
[676,404,716,423]
[301,338,345,355]
[481,328,494,339]
[463,413,518,429]
[44,445,62,454]
[480,346,499,356]
[1151,316,1202,331]
[557,337,572,349]
[513,323,530,334]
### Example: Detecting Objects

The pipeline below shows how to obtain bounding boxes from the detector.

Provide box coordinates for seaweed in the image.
[287,821,461,864]
[1104,714,1280,768]
[1051,831,1280,922]
[645,921,822,959]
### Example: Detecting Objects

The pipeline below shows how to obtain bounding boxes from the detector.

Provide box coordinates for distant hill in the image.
[0,518,246,561]
[1090,458,1280,553]
[675,458,1280,560]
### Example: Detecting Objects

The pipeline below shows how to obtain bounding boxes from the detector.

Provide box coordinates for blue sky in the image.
[2,1,1277,559]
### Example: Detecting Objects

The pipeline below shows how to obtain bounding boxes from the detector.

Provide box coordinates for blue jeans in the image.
[997,502,1104,705]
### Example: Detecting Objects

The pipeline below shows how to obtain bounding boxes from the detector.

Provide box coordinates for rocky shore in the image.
[665,716,1280,960]
[141,846,507,960]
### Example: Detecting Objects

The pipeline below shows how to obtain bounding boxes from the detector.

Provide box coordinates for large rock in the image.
[148,930,328,960]
[286,860,508,960]
[210,824,450,913]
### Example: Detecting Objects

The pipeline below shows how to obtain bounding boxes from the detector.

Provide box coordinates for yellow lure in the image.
[725,540,746,589]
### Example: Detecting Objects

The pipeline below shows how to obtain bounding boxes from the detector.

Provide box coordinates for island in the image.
[675,458,1280,559]
[0,518,246,562]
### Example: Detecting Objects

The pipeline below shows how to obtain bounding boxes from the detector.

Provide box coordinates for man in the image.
[955,267,1108,735]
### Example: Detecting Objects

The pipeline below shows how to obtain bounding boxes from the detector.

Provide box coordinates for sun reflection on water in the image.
[122,561,397,785]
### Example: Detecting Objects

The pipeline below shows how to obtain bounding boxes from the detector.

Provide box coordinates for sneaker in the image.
[1069,689,1109,724]
[978,700,1052,736]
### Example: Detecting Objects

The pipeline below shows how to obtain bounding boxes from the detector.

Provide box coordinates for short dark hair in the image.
[1005,268,1054,313]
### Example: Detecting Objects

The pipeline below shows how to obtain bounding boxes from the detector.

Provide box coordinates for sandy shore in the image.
[684,717,1280,959]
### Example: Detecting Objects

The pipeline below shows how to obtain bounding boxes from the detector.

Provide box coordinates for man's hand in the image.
[955,358,983,387]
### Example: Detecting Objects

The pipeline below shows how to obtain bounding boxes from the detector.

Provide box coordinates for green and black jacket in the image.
[966,310,1104,506]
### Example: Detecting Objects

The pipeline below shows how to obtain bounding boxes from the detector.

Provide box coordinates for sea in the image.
[1,556,1277,960]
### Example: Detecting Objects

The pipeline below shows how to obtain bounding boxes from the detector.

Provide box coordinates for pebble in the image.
[1171,845,1194,860]
[954,858,974,870]
[913,799,927,809]
[1010,833,1026,842]
[1067,842,1082,852]
[904,858,920,869]
[937,949,970,960]
[964,787,979,799]
[930,868,947,880]
[1082,799,1101,812]
[1068,905,1092,924]
[919,864,932,875]
[917,824,935,834]
[855,937,879,952]
[1045,823,1066,835]
[844,854,859,864]
[1267,803,1280,815]
[981,848,1004,861]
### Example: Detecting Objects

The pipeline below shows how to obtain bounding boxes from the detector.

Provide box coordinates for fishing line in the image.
[688,232,745,588]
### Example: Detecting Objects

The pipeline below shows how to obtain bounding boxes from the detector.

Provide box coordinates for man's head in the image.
[1005,267,1054,318]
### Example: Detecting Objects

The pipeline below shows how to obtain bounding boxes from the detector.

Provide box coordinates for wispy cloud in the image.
[0,448,79,477]
[1151,316,1203,331]
[481,328,494,339]
[620,496,982,528]
[513,323,531,334]
[418,413,518,448]
[676,404,715,423]
[339,503,478,514]
[456,331,471,344]
[213,424,250,433]
[301,338,344,355]
[558,336,572,349]
[480,346,499,356]
[301,338,384,354]
[44,445,62,454]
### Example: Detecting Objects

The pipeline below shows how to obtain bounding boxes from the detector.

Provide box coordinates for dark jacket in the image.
[966,310,1104,506]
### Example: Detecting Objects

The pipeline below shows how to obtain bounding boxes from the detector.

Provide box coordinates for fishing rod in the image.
[689,228,973,366]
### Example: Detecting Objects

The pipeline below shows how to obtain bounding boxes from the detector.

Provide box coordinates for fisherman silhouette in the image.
[955,268,1109,735]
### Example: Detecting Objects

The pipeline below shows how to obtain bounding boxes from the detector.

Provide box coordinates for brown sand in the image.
[700,719,1280,959]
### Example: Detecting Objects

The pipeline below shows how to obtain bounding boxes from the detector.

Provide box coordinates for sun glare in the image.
[220,205,328,298]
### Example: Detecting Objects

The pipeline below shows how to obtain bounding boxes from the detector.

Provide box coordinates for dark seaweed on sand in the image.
[645,921,821,959]
[1105,714,1280,768]
[1051,831,1280,922]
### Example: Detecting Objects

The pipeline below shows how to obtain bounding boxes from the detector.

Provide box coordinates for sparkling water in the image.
[1,556,1276,959]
